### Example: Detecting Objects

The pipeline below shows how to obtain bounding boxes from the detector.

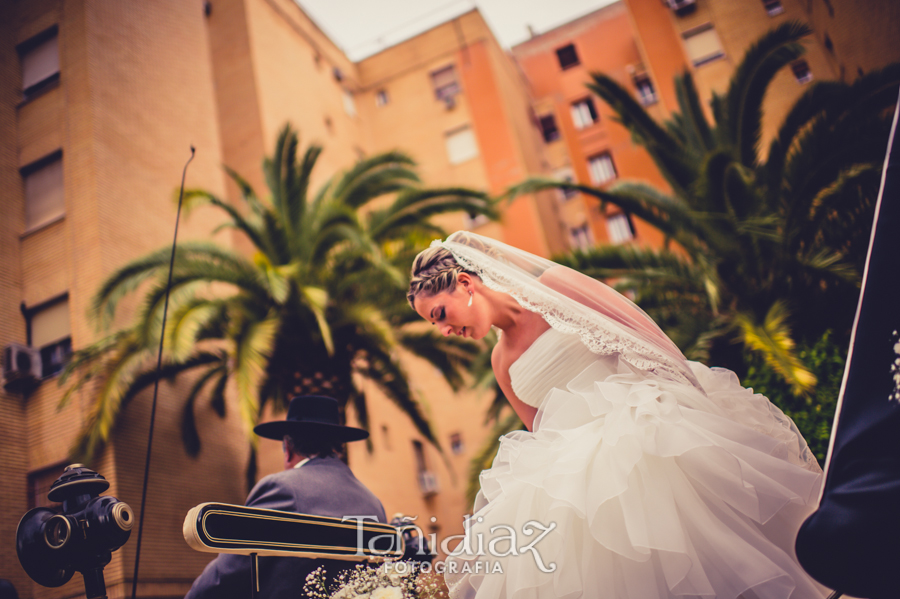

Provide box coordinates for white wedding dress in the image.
[446,327,827,599]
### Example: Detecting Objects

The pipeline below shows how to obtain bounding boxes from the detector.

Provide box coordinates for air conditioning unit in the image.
[666,0,697,15]
[443,94,457,111]
[4,343,41,391]
[418,471,439,497]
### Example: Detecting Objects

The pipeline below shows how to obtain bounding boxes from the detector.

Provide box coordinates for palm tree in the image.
[513,22,900,394]
[60,124,496,486]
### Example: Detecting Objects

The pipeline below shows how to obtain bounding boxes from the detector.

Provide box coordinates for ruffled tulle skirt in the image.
[445,359,827,599]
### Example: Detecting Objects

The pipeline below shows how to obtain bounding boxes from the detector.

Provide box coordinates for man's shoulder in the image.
[255,457,355,490]
[250,457,385,521]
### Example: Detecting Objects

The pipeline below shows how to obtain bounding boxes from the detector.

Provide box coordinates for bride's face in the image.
[414,277,489,340]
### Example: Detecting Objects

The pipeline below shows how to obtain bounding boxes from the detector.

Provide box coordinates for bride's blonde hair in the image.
[407,245,472,308]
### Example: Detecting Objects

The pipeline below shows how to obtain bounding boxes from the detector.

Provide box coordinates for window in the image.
[588,153,617,185]
[633,74,657,106]
[683,24,725,67]
[762,0,784,16]
[413,440,427,472]
[666,0,697,15]
[342,90,356,117]
[19,27,59,99]
[464,212,489,229]
[554,168,579,200]
[569,223,593,251]
[556,44,580,70]
[23,152,64,231]
[375,89,389,107]
[431,65,459,101]
[538,114,560,143]
[28,296,72,378]
[450,433,464,455]
[570,98,598,130]
[413,440,439,496]
[445,126,479,165]
[606,213,636,244]
[791,60,813,84]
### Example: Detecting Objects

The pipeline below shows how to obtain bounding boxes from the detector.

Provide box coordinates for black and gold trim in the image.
[183,503,405,560]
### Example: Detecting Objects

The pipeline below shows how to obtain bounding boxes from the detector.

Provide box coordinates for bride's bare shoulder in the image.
[491,335,510,371]
[492,315,550,374]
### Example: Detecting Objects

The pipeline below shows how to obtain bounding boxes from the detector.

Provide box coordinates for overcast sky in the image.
[294,0,616,61]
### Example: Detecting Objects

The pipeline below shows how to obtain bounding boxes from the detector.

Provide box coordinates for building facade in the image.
[511,0,899,256]
[1,1,562,597]
[511,2,674,251]
[2,0,898,597]
[624,0,900,149]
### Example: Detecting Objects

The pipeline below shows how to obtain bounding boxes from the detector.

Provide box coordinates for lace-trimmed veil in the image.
[437,231,699,386]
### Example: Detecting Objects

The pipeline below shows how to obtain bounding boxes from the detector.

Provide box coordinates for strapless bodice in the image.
[508,327,618,408]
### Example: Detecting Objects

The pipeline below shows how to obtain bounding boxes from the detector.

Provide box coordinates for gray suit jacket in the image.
[185,456,386,599]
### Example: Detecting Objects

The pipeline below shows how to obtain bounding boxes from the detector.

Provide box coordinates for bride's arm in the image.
[492,344,537,432]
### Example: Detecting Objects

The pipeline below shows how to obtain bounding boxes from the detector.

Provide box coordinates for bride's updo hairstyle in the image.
[407,245,473,309]
[408,232,505,308]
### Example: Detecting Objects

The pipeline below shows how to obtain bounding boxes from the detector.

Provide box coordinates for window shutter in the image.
[31,299,71,348]
[21,34,59,91]
[24,156,64,230]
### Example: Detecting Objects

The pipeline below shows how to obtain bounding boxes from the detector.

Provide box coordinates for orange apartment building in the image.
[511,2,673,251]
[3,0,899,597]
[511,0,899,252]
[624,0,899,151]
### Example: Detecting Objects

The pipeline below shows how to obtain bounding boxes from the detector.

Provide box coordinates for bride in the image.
[407,231,827,599]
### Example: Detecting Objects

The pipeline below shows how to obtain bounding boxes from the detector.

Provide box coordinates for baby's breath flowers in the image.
[304,561,447,599]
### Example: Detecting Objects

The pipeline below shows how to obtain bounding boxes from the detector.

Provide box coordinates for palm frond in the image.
[167,297,228,362]
[183,189,269,254]
[69,351,223,463]
[181,364,228,456]
[588,72,696,195]
[330,150,419,207]
[673,71,714,155]
[234,315,279,439]
[369,188,496,240]
[725,20,810,166]
[299,286,334,356]
[556,244,706,288]
[397,331,481,392]
[356,341,440,449]
[735,301,816,395]
[222,165,266,217]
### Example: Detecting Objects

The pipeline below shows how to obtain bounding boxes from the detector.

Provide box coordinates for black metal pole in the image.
[130,146,195,599]
[250,553,259,599]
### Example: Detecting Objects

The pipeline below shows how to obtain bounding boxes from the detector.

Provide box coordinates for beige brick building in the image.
[2,1,897,598]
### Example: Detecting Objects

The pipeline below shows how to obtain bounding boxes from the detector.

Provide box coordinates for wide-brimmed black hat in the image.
[253,395,368,443]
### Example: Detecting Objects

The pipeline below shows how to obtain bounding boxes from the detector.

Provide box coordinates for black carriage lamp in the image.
[16,464,134,599]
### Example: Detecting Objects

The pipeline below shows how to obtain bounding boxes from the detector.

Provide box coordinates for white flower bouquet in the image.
[304,561,446,599]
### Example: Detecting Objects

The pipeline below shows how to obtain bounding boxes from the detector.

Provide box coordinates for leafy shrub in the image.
[742,331,845,464]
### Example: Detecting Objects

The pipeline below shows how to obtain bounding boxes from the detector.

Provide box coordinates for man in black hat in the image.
[184,395,386,599]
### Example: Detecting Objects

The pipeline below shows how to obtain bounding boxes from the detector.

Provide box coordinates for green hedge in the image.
[742,331,845,465]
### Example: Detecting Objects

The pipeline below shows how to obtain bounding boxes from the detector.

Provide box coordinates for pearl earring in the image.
[467,291,473,307]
